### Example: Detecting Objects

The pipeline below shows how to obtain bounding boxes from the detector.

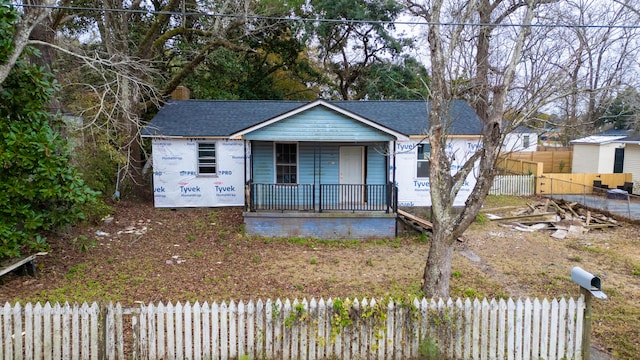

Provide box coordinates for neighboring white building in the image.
[620,135,640,193]
[502,126,538,152]
[570,131,629,174]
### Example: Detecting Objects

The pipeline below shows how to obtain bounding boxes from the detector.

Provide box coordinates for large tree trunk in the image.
[422,221,455,296]
[411,0,536,299]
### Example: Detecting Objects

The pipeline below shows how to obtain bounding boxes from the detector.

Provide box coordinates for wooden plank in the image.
[473,299,481,360]
[394,302,403,359]
[489,300,498,359]
[567,299,576,360]
[166,303,175,360]
[549,299,559,360]
[480,205,523,213]
[386,301,394,360]
[489,212,557,221]
[13,303,22,360]
[0,254,37,277]
[507,299,515,360]
[246,301,255,358]
[515,300,523,360]
[498,299,507,360]
[289,299,299,359]
[139,304,147,360]
[255,300,264,358]
[274,300,283,360]
[24,303,33,360]
[212,302,220,359]
[62,303,71,359]
[464,299,472,360]
[558,299,567,358]
[524,299,532,360]
[237,301,245,359]
[532,300,541,360]
[398,209,433,229]
[185,302,193,360]
[540,300,550,360]
[299,299,309,360]
[308,299,317,360]
[376,299,384,360]
[265,299,274,359]
[177,302,185,360]
[34,303,43,360]
[282,299,292,359]
[220,302,228,360]
[316,299,325,360]
[481,299,489,359]
[71,304,79,360]
[228,301,236,360]
[43,303,52,360]
[201,302,210,360]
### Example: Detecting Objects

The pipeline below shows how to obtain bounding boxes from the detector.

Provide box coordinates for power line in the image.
[12,2,640,30]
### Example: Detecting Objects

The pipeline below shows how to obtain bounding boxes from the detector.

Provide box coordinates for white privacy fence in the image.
[2,296,586,360]
[490,175,536,196]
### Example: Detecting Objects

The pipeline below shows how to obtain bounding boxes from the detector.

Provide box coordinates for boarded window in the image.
[276,143,297,183]
[198,143,217,175]
[417,143,430,178]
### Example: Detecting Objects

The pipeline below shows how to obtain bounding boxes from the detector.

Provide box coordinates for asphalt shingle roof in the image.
[141,99,483,137]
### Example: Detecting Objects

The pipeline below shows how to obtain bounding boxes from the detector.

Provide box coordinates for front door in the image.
[340,146,364,204]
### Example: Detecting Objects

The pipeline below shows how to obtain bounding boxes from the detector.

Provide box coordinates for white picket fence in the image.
[2,296,585,360]
[491,175,536,196]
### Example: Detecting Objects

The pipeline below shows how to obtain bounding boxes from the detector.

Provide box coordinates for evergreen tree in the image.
[0,2,97,258]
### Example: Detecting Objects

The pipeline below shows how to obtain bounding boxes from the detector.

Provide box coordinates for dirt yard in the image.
[1,197,638,358]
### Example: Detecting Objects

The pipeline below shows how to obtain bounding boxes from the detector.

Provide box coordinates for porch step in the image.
[398,209,433,233]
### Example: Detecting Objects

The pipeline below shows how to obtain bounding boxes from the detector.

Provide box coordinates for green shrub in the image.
[419,337,443,359]
[0,19,97,257]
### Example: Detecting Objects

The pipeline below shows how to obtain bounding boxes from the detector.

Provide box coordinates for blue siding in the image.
[366,146,387,185]
[244,107,394,142]
[252,142,387,185]
[315,144,340,184]
[252,141,274,183]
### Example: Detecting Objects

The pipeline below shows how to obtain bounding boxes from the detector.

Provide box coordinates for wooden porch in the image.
[245,182,398,213]
[243,182,399,240]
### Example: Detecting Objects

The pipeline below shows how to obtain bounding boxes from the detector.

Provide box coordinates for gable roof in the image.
[510,125,536,134]
[570,135,627,145]
[141,99,483,138]
[570,128,634,145]
[619,134,640,144]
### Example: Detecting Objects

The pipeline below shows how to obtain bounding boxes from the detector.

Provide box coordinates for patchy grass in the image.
[483,194,534,208]
[0,198,638,358]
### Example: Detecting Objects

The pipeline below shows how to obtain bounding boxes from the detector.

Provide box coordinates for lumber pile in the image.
[481,199,619,239]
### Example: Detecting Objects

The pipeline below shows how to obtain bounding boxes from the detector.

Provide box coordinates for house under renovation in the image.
[142,98,485,239]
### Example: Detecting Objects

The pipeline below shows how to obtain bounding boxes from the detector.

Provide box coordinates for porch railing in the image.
[247,182,397,213]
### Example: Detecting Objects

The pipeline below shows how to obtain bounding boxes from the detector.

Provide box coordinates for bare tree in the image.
[550,0,640,140]
[27,0,264,190]
[404,0,640,298]
[405,0,546,298]
[0,0,55,84]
